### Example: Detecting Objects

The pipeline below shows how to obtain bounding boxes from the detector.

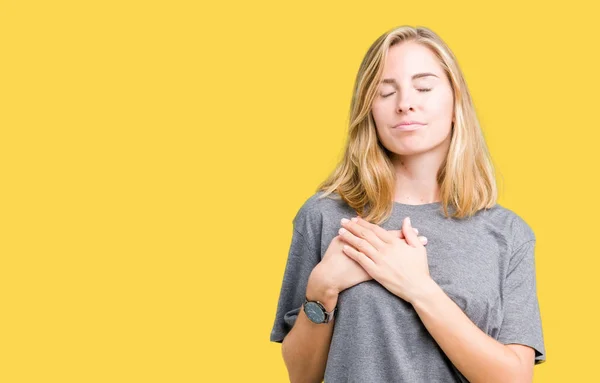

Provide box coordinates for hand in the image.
[389,227,428,246]
[309,234,372,297]
[310,222,427,296]
[337,215,434,304]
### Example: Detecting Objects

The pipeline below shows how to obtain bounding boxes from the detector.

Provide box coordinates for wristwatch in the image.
[303,296,337,324]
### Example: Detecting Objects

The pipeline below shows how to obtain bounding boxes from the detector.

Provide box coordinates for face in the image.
[371,41,455,157]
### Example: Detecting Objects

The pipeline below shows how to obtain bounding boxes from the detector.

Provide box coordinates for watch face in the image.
[304,302,326,323]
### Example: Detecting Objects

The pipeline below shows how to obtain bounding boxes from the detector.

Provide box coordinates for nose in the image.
[396,91,415,114]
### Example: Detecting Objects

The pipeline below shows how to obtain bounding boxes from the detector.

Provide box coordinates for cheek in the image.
[370,103,387,125]
[426,92,454,120]
[371,101,385,115]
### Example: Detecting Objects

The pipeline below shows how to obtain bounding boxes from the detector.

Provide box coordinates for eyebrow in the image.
[381,72,439,84]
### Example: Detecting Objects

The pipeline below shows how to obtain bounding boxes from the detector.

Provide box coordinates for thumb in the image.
[390,228,418,239]
[402,217,422,248]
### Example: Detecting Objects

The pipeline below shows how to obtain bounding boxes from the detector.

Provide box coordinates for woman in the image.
[269,25,546,383]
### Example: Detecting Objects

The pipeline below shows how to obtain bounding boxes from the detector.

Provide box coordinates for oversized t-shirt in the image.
[270,191,546,382]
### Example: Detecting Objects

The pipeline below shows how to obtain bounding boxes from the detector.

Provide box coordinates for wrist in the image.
[409,278,441,307]
[306,272,339,312]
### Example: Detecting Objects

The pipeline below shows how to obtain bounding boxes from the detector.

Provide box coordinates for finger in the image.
[391,230,427,245]
[389,228,418,239]
[341,217,387,252]
[402,217,423,248]
[342,244,377,274]
[354,216,396,245]
[338,225,380,261]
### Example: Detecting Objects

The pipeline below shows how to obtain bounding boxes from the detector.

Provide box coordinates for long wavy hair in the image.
[316,25,498,225]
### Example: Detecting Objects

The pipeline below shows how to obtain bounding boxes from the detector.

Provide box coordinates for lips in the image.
[392,122,425,131]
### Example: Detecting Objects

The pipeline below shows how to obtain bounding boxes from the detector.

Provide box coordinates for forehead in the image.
[381,42,443,79]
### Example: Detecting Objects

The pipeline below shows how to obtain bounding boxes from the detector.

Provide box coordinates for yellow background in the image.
[1,0,597,381]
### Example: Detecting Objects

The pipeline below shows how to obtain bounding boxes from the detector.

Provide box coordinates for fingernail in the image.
[422,236,428,243]
[407,217,411,226]
[414,228,419,235]
[341,218,349,224]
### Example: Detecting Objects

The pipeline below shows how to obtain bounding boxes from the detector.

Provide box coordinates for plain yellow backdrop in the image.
[1,0,598,381]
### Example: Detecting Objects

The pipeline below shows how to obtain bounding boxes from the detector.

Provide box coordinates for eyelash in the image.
[382,89,432,97]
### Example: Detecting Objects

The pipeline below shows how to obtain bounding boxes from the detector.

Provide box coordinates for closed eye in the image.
[382,89,432,97]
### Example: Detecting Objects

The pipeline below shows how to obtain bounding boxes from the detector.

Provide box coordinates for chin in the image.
[386,141,438,157]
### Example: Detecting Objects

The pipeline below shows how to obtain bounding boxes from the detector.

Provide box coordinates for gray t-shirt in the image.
[270,191,546,382]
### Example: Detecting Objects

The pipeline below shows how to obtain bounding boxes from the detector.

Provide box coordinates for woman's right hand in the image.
[309,227,426,295]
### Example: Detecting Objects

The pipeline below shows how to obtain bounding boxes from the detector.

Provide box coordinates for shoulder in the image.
[292,191,354,237]
[293,190,350,223]
[481,203,536,250]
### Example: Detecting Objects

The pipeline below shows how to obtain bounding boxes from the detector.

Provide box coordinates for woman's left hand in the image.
[338,215,435,304]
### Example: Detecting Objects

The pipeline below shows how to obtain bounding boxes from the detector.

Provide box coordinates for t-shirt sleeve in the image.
[497,229,547,365]
[269,210,322,344]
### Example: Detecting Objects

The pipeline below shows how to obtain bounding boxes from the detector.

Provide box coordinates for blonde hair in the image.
[316,25,498,225]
